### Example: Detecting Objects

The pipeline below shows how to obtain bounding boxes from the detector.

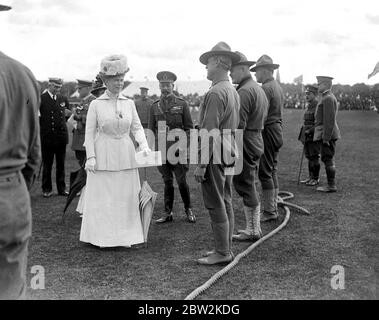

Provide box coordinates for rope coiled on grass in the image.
[184,191,310,300]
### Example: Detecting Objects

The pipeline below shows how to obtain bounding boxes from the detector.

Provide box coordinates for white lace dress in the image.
[79,92,148,247]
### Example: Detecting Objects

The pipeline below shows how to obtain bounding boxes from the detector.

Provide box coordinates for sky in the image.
[1,0,379,86]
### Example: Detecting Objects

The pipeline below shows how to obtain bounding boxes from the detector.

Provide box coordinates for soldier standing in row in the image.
[195,42,240,265]
[251,55,284,222]
[39,78,70,197]
[0,0,41,299]
[229,51,268,242]
[71,79,93,167]
[314,76,341,193]
[135,87,153,129]
[148,71,196,224]
[298,84,321,186]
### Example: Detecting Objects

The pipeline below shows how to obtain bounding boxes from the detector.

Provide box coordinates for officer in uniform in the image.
[135,87,153,128]
[148,71,196,223]
[71,79,93,167]
[314,76,341,192]
[298,84,321,186]
[40,77,70,197]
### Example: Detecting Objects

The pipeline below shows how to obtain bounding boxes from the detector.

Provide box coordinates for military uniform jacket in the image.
[313,91,341,142]
[71,94,95,151]
[135,96,153,126]
[40,91,69,147]
[298,98,318,143]
[148,94,193,151]
[261,77,284,126]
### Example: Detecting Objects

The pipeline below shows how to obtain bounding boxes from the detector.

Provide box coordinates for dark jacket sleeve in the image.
[323,96,336,142]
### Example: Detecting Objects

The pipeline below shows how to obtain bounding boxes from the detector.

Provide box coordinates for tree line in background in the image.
[38,81,379,111]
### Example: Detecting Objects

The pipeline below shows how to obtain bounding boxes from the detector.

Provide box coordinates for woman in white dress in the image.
[80,54,150,248]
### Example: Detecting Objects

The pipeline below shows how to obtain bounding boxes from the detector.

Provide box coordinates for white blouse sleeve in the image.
[83,100,97,159]
[130,100,148,150]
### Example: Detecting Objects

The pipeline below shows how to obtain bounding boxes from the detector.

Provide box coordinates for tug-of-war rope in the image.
[184,191,310,300]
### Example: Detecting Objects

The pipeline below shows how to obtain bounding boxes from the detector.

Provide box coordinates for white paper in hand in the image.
[135,151,162,168]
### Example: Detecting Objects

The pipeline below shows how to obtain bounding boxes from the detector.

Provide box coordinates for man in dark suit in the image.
[39,78,70,197]
[314,76,341,193]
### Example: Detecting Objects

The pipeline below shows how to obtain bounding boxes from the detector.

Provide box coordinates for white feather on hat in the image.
[100,54,129,77]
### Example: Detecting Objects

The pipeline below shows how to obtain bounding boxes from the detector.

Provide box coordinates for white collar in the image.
[97,91,128,100]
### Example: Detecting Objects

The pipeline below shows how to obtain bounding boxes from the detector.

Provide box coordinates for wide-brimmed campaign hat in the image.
[232,51,256,67]
[316,76,334,84]
[250,55,279,72]
[100,54,129,77]
[199,42,240,65]
[305,84,318,94]
[0,0,12,11]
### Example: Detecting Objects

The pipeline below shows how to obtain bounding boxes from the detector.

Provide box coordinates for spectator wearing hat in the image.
[39,77,70,197]
[251,55,284,222]
[314,76,341,192]
[80,54,150,248]
[229,51,268,242]
[148,71,195,224]
[298,84,321,186]
[135,87,153,129]
[90,74,107,98]
[0,2,41,299]
[194,42,240,265]
[71,79,93,167]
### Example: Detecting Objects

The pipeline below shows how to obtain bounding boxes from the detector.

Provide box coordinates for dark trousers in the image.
[41,143,66,193]
[75,150,86,167]
[0,172,31,299]
[157,163,191,213]
[317,140,337,185]
[258,123,283,190]
[233,131,263,208]
[304,140,321,179]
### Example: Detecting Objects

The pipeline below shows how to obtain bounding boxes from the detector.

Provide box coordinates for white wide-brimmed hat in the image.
[100,54,129,77]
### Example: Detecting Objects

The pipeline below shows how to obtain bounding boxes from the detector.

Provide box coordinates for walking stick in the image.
[297,146,305,185]
[37,161,43,180]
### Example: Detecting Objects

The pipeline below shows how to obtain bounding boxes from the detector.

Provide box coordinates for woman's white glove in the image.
[85,157,96,173]
[142,148,151,156]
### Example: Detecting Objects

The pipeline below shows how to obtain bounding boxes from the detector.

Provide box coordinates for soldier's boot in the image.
[306,161,320,186]
[317,165,337,192]
[198,222,233,265]
[185,208,196,223]
[261,189,278,222]
[233,205,262,241]
[300,162,312,184]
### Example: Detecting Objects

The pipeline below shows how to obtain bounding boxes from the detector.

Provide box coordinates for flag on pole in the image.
[293,74,303,84]
[368,61,379,79]
[275,69,281,83]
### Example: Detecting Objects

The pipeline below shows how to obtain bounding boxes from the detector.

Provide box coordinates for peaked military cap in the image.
[305,84,318,94]
[316,76,334,84]
[77,79,93,89]
[250,55,279,72]
[199,41,240,65]
[48,77,63,86]
[140,87,149,91]
[157,71,177,83]
[232,51,256,67]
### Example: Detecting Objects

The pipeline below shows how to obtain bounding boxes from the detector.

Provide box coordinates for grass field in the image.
[25,110,378,300]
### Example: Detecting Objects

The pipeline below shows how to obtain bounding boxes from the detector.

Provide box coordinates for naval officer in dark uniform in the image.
[298,84,321,186]
[314,76,341,192]
[39,77,70,197]
[148,71,195,223]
